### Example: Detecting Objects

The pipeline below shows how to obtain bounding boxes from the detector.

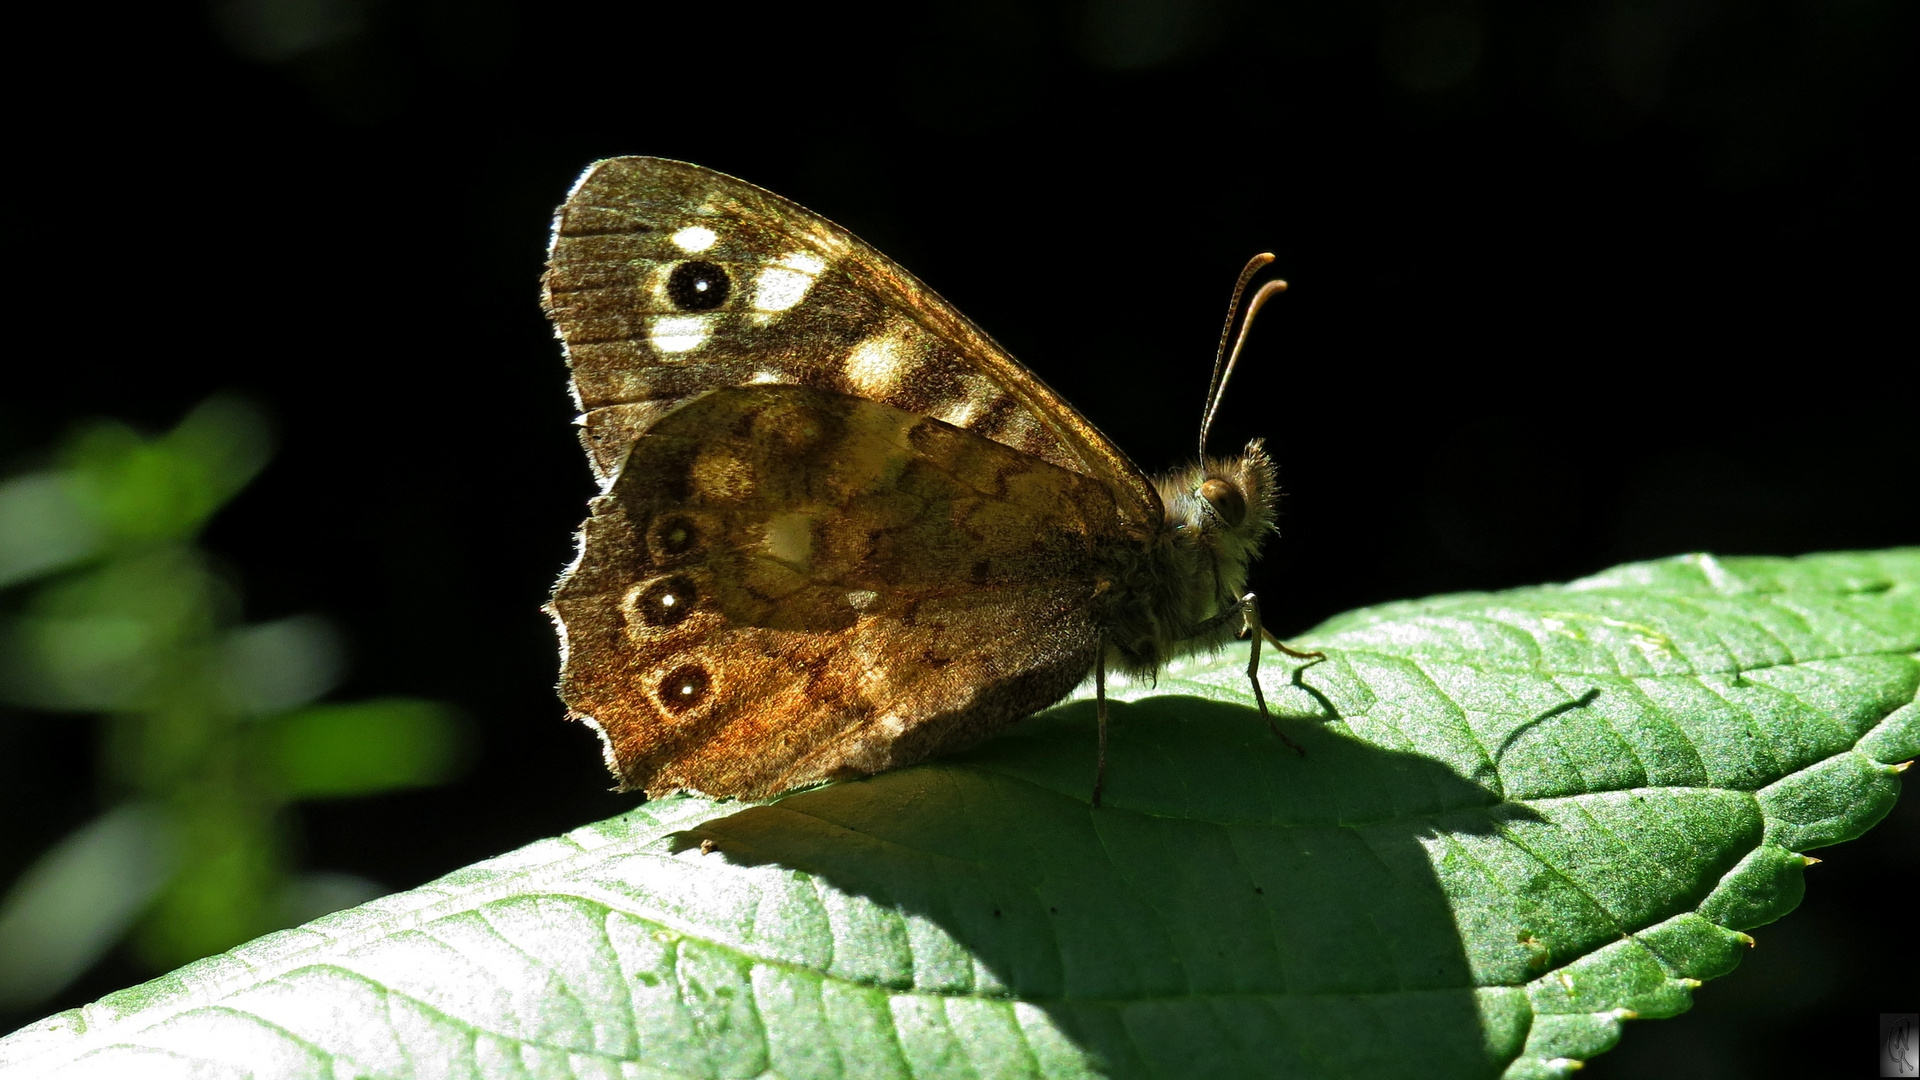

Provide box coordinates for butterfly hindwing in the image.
[550,384,1120,796]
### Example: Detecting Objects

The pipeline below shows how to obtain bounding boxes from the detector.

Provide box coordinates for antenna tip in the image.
[1271,279,1289,292]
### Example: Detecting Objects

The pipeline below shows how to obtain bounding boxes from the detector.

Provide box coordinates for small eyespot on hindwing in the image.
[659,664,711,712]
[635,575,699,627]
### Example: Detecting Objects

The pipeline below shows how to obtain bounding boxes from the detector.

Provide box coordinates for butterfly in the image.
[540,157,1317,806]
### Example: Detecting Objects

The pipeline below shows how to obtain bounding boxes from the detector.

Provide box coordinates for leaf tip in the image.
[1801,855,1823,867]
[1891,760,1913,774]
[1544,1057,1586,1072]
[1735,932,1756,948]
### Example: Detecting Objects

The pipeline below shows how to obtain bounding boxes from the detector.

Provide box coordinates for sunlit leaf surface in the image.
[4,550,1913,1079]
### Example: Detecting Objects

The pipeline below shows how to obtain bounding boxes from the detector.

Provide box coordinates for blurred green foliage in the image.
[0,399,467,1008]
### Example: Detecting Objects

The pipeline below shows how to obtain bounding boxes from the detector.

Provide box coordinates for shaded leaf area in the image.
[2,550,1914,1079]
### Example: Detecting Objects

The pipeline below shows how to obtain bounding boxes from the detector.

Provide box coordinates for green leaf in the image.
[60,396,272,550]
[0,805,175,1009]
[0,547,226,712]
[3,550,1913,1079]
[0,396,271,590]
[257,699,470,798]
[220,617,345,718]
[0,474,103,589]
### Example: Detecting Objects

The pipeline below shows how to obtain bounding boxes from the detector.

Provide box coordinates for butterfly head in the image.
[1155,438,1278,560]
[1170,253,1285,572]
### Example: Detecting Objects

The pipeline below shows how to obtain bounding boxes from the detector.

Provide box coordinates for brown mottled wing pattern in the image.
[550,384,1123,797]
[541,156,1159,529]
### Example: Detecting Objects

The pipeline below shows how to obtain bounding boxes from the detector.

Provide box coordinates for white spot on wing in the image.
[748,371,783,384]
[670,225,718,253]
[763,512,813,568]
[845,336,907,396]
[753,250,828,313]
[936,398,979,427]
[650,314,714,353]
[754,268,813,312]
[935,375,1004,427]
[847,589,878,611]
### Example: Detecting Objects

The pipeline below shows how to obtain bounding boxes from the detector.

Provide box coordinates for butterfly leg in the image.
[1260,624,1326,662]
[1092,644,1109,808]
[1238,593,1306,756]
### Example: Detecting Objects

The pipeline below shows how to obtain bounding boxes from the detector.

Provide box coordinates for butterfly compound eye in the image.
[1198,478,1247,528]
[666,261,730,311]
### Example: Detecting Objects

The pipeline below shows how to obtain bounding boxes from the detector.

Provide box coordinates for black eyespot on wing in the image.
[637,575,699,627]
[651,515,700,557]
[659,664,710,712]
[666,261,730,311]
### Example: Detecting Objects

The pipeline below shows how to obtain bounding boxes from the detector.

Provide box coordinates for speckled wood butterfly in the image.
[541,157,1316,805]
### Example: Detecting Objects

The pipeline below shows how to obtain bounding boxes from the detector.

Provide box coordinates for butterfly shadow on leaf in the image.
[670,689,1548,1080]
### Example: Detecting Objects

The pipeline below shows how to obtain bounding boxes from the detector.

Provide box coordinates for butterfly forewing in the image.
[542,157,1158,528]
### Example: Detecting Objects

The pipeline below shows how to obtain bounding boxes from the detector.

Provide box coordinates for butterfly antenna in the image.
[1199,254,1286,460]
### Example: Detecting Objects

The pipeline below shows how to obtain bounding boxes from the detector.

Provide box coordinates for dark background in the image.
[3,0,1914,1073]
